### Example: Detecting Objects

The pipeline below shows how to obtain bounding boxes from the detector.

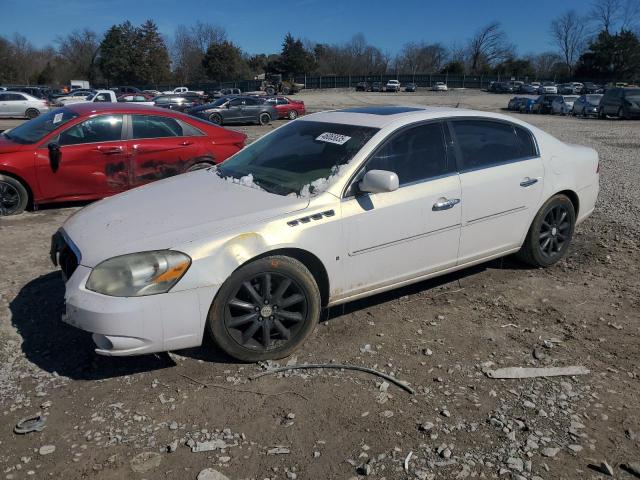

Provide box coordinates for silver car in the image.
[0,91,50,119]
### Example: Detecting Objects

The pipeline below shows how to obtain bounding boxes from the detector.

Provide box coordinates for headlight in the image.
[86,250,191,297]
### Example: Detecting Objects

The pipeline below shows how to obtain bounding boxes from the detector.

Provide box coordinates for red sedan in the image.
[264,96,306,119]
[0,103,246,215]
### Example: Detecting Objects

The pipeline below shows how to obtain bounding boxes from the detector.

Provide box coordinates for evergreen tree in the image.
[575,29,640,80]
[202,41,244,82]
[279,33,314,77]
[99,22,136,84]
[137,20,171,85]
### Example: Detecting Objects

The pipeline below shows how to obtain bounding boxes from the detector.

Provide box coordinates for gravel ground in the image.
[0,90,639,480]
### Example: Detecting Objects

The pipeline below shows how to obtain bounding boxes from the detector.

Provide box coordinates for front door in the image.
[126,114,204,185]
[34,114,128,201]
[450,119,544,264]
[340,122,461,297]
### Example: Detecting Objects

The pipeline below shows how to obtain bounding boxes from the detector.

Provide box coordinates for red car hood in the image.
[0,135,26,155]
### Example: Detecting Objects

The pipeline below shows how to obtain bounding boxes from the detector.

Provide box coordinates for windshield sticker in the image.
[316,132,351,145]
[52,113,63,124]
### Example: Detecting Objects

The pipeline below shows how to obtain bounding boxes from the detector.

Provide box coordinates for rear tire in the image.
[259,112,271,125]
[209,113,223,125]
[207,255,321,362]
[25,108,39,119]
[287,109,298,120]
[0,174,29,216]
[186,161,213,172]
[516,194,576,268]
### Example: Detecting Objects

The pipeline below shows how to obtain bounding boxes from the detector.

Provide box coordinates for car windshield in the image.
[217,120,379,196]
[2,108,79,144]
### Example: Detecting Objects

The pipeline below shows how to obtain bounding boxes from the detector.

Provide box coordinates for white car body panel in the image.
[57,106,599,356]
[59,90,117,105]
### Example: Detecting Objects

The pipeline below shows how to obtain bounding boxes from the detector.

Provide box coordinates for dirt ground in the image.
[1,90,639,480]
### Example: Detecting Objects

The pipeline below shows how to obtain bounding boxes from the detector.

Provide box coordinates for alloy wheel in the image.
[223,272,308,352]
[538,205,571,259]
[0,181,21,215]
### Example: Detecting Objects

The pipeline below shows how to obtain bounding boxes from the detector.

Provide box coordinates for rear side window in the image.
[131,115,202,138]
[452,120,537,171]
[59,115,123,145]
[366,122,450,186]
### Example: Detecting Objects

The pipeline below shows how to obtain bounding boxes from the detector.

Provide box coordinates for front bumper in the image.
[61,265,215,356]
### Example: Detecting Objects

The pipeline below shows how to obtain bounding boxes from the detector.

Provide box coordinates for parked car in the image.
[519,84,538,94]
[582,82,603,94]
[153,94,203,112]
[355,82,371,92]
[117,94,155,106]
[57,90,117,106]
[385,80,401,92]
[490,82,513,93]
[53,89,94,103]
[507,96,523,111]
[519,96,539,114]
[571,94,603,117]
[404,83,417,92]
[551,95,579,115]
[50,105,599,360]
[508,96,537,112]
[4,86,52,99]
[213,88,242,99]
[598,87,640,119]
[0,91,51,119]
[110,86,143,95]
[143,89,162,97]
[537,82,558,94]
[432,82,448,91]
[371,82,384,92]
[531,94,561,114]
[263,96,306,120]
[0,103,246,216]
[187,96,278,125]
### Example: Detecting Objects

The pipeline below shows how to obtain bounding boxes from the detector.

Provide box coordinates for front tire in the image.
[287,109,298,120]
[516,195,576,267]
[0,174,29,216]
[209,113,223,125]
[25,108,40,119]
[207,256,321,362]
[186,161,213,172]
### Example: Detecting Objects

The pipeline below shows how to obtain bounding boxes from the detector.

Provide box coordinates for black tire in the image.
[516,194,576,268]
[265,87,276,96]
[186,161,214,172]
[207,255,321,362]
[282,86,290,95]
[259,112,271,125]
[209,113,223,125]
[287,109,298,120]
[25,108,39,119]
[0,174,29,216]
[581,107,586,117]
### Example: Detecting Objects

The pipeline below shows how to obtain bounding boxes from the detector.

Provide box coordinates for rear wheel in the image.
[0,174,29,216]
[259,112,271,125]
[207,256,321,361]
[287,109,298,120]
[209,113,222,125]
[516,195,575,267]
[25,108,39,119]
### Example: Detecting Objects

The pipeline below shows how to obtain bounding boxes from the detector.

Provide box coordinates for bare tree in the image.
[396,42,447,76]
[466,22,514,74]
[55,29,99,82]
[172,22,227,83]
[621,0,640,30]
[550,10,588,76]
[590,0,623,32]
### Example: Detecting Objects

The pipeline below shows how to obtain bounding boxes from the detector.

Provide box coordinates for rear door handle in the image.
[432,198,460,211]
[179,140,193,146]
[520,177,538,187]
[94,146,123,155]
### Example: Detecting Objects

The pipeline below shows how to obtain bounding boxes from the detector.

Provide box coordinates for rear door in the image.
[35,114,128,200]
[450,119,543,264]
[126,114,205,185]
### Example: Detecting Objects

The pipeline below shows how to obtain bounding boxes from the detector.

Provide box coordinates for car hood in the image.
[0,135,26,154]
[63,170,310,267]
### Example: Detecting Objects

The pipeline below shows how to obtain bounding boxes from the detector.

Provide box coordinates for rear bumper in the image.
[62,265,214,356]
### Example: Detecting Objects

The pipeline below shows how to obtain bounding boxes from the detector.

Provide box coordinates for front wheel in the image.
[186,161,213,172]
[516,195,576,267]
[287,109,298,120]
[0,174,29,216]
[25,108,40,119]
[207,256,321,361]
[209,113,223,125]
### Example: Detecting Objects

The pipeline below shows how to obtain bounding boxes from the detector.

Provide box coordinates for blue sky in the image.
[0,0,591,55]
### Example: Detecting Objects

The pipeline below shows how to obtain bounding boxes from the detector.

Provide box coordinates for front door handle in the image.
[93,146,123,155]
[520,177,538,187]
[432,197,460,211]
[179,140,193,146]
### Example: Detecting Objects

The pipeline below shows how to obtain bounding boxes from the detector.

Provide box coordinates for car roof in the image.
[300,105,490,128]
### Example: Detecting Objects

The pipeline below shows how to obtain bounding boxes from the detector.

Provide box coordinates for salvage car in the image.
[187,96,277,125]
[51,105,599,361]
[551,95,579,115]
[153,94,203,112]
[432,82,448,91]
[404,83,417,92]
[571,94,603,117]
[598,87,640,119]
[355,82,371,92]
[0,103,246,215]
[0,91,51,119]
[263,96,306,119]
[385,80,401,92]
[531,94,561,114]
[117,93,155,105]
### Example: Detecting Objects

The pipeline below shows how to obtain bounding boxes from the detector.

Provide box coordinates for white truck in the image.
[70,80,91,90]
[58,90,117,106]
[162,86,205,95]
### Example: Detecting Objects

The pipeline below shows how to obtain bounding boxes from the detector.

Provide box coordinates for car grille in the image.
[50,231,79,280]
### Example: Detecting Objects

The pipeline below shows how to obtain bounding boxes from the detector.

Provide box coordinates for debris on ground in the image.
[484,366,590,379]
[14,414,47,434]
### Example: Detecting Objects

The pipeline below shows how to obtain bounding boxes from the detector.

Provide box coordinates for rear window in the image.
[452,120,538,171]
[131,115,203,138]
[2,108,79,144]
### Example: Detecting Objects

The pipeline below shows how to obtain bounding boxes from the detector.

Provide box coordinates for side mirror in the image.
[48,142,61,172]
[359,170,399,194]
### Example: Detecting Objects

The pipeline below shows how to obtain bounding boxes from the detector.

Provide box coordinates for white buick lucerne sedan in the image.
[51,106,599,361]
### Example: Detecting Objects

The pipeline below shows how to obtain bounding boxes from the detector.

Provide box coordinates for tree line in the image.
[0,0,639,88]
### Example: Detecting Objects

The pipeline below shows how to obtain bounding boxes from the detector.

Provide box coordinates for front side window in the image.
[365,123,450,186]
[229,98,243,107]
[217,120,379,196]
[59,115,123,146]
[452,120,537,171]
